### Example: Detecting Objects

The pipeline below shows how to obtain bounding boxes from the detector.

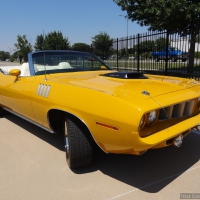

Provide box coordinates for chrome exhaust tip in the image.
[172,134,183,147]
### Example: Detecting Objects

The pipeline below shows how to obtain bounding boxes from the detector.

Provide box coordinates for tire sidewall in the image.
[0,107,5,117]
[64,117,93,169]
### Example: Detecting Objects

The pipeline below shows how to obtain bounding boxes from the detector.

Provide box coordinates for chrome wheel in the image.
[64,121,70,159]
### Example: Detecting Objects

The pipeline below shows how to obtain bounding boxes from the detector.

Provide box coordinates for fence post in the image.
[165,31,169,76]
[117,38,119,71]
[137,34,140,72]
[90,44,93,53]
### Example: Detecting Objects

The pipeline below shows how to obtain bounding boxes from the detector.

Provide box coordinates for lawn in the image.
[106,59,200,73]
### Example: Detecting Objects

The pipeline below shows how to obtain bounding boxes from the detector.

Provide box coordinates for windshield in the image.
[32,51,112,75]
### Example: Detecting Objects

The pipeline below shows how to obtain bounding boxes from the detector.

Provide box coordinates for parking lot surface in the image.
[0,61,21,67]
[0,112,200,200]
[0,62,200,200]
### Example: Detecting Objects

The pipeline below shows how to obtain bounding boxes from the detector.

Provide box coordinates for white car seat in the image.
[20,63,30,76]
[58,62,72,69]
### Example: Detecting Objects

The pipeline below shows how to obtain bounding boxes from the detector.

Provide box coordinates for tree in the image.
[120,48,126,56]
[91,32,113,56]
[0,51,10,61]
[132,40,155,54]
[71,43,91,52]
[34,31,70,50]
[12,51,19,60]
[34,34,44,50]
[14,35,33,62]
[113,0,200,73]
[154,37,171,51]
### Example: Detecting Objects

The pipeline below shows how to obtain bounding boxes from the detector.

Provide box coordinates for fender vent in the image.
[100,72,148,79]
[37,84,51,97]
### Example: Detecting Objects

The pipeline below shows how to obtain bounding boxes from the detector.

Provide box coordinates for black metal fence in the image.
[91,31,200,80]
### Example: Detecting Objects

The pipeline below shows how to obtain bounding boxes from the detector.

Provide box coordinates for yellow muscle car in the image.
[0,50,200,169]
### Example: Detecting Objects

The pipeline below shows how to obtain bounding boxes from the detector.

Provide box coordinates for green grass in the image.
[106,60,200,72]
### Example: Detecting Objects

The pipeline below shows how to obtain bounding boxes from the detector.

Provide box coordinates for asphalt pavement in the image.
[0,61,21,67]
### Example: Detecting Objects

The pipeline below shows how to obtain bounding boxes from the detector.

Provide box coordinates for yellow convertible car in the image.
[0,50,200,169]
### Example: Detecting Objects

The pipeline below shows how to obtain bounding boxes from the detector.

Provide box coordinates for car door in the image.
[0,73,35,121]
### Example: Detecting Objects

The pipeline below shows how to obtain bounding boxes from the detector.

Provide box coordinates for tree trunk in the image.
[187,28,196,73]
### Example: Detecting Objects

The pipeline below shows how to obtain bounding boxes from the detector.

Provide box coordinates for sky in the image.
[0,0,149,53]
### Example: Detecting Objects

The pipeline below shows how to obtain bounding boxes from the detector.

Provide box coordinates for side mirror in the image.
[101,66,107,70]
[9,69,21,77]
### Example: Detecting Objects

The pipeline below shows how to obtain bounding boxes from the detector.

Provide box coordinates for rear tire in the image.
[64,117,93,169]
[154,57,160,62]
[171,56,177,62]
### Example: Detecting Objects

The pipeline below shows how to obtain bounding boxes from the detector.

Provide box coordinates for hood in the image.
[50,71,199,100]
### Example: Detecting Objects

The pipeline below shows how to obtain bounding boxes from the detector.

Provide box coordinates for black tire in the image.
[182,59,187,62]
[64,117,93,169]
[171,56,177,62]
[154,57,160,62]
[0,107,5,117]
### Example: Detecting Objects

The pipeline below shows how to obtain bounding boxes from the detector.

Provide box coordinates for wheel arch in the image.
[47,109,106,153]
